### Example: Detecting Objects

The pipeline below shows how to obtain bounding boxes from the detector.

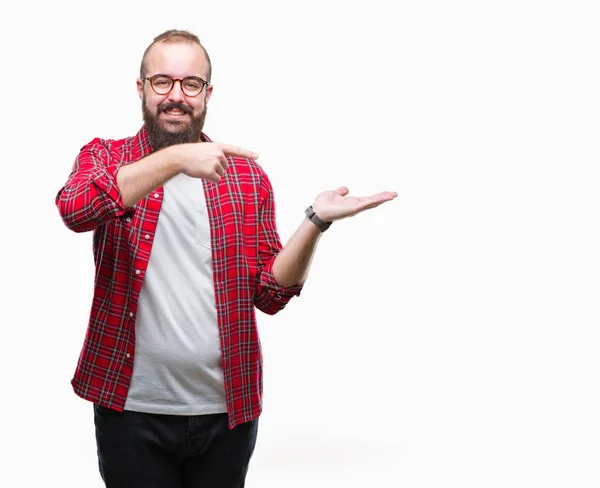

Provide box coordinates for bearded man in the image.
[55,29,397,488]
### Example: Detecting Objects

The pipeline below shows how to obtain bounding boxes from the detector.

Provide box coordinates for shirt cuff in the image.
[259,259,304,298]
[91,164,136,219]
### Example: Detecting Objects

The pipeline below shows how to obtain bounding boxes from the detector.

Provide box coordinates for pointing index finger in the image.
[219,143,258,160]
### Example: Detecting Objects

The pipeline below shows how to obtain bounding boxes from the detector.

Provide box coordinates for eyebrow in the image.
[152,73,207,81]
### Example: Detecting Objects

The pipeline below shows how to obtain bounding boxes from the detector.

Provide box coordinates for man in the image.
[55,29,397,488]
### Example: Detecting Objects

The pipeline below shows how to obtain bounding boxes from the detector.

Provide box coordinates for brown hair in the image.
[140,29,212,83]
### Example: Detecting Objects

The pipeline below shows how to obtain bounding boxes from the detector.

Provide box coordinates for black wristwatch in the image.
[304,206,332,232]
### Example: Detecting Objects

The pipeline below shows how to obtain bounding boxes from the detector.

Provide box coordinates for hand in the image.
[178,142,258,183]
[312,186,398,222]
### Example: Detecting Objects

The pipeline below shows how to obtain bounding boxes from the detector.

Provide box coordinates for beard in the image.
[142,95,207,151]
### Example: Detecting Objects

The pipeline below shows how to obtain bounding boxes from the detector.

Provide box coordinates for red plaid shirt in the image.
[55,126,303,429]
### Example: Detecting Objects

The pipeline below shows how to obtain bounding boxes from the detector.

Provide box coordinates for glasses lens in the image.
[150,75,173,94]
[181,78,203,96]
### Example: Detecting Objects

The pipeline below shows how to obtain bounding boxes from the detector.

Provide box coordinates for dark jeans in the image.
[93,405,259,488]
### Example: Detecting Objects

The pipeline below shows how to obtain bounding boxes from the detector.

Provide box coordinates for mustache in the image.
[158,102,193,115]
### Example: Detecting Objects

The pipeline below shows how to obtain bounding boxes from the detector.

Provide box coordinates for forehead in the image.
[145,42,208,79]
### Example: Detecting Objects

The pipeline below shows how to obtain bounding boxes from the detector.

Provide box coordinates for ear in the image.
[204,84,214,104]
[136,78,144,101]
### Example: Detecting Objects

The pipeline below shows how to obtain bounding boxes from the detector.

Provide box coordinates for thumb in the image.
[334,186,349,196]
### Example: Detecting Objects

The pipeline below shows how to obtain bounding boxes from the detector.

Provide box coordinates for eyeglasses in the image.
[142,74,208,97]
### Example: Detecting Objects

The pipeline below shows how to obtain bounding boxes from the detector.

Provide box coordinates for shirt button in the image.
[129,312,133,317]
[135,270,141,275]
[126,353,131,359]
[144,234,150,240]
[125,217,131,223]
[154,193,159,198]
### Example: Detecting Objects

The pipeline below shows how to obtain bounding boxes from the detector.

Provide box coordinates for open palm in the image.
[312,186,398,222]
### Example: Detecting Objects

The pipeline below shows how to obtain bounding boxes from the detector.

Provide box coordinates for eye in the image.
[184,81,201,90]
[151,76,172,87]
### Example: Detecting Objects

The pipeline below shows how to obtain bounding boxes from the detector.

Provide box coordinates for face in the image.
[137,42,213,151]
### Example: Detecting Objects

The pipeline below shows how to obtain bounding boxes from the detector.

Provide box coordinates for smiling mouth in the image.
[162,109,189,117]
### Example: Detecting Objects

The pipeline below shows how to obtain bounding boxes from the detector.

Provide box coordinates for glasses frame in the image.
[142,74,208,97]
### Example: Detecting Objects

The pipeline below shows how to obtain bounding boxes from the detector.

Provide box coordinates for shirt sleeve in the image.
[253,171,303,315]
[55,138,135,233]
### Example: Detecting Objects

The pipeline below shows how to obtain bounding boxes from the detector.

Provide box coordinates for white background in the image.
[1,0,600,487]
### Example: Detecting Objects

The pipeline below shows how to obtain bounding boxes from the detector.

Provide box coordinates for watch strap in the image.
[305,206,332,232]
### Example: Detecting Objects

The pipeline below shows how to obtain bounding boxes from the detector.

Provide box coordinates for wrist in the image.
[304,205,332,232]
[168,145,187,174]
[310,203,333,222]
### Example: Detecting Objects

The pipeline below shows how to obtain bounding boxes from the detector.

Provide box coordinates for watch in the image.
[304,206,332,232]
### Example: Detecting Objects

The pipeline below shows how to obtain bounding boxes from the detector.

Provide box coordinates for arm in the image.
[56,141,184,233]
[117,142,254,207]
[253,174,305,315]
[116,147,183,208]
[271,218,321,288]
[55,138,137,233]
[272,186,399,287]
[56,140,257,233]
[253,183,397,314]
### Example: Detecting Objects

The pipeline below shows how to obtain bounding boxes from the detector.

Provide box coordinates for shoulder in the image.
[79,134,135,153]
[229,156,274,190]
[229,156,268,176]
[77,133,140,164]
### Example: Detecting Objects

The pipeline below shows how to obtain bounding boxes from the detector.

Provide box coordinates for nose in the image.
[167,79,185,102]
